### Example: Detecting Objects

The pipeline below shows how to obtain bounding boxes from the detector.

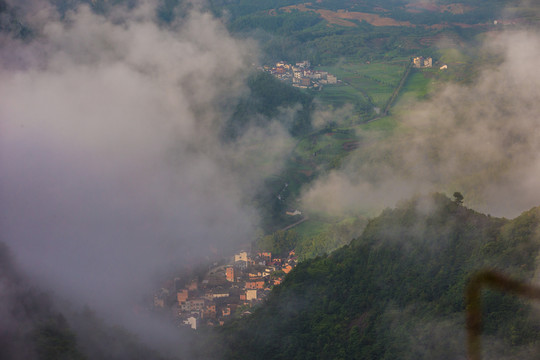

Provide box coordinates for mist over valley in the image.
[2,0,540,358]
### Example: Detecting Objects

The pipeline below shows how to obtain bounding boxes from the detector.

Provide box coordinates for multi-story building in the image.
[177,289,189,304]
[181,298,206,312]
[234,251,248,263]
[413,56,433,68]
[246,289,258,301]
[226,266,236,282]
[246,279,265,290]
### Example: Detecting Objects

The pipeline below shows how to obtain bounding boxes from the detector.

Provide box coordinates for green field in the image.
[293,218,329,239]
[315,83,368,109]
[400,70,432,100]
[341,61,408,86]
[357,115,398,133]
[315,59,409,116]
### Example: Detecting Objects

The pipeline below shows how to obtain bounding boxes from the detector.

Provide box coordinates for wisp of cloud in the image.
[0,0,290,354]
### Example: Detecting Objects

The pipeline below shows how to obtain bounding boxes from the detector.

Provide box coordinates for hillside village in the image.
[152,249,298,330]
[262,60,338,89]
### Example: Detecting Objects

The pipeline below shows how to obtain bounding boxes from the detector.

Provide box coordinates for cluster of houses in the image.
[413,56,449,70]
[153,249,298,330]
[262,60,338,89]
[413,56,433,68]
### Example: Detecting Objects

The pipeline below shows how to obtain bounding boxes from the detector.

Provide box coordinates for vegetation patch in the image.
[281,4,414,27]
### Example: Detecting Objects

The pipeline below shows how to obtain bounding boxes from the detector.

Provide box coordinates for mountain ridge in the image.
[215,193,540,359]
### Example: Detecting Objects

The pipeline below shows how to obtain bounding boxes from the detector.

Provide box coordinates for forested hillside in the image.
[205,0,523,64]
[216,194,540,359]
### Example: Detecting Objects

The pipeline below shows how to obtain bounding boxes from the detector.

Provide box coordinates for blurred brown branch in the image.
[466,270,540,360]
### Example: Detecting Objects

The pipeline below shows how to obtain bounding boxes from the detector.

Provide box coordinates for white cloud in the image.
[0,2,266,342]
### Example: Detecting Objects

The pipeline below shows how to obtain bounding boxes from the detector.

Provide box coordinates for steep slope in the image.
[218,194,540,359]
